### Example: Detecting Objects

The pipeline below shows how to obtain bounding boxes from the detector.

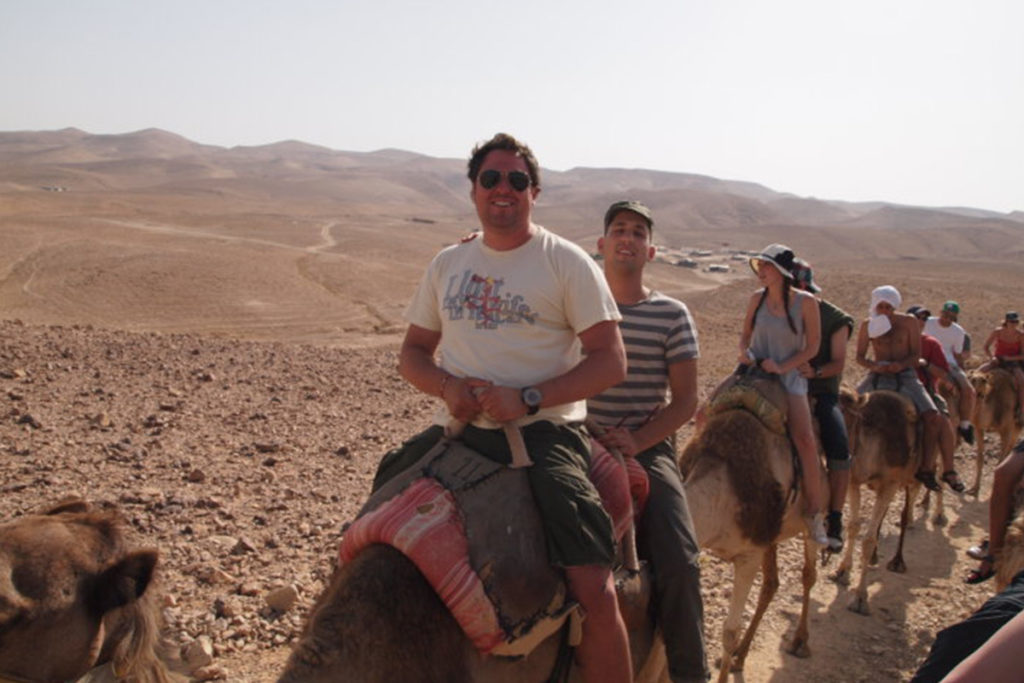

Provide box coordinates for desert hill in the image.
[1,127,1022,346]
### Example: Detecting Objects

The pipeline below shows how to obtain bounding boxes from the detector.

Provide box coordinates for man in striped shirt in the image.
[588,201,708,683]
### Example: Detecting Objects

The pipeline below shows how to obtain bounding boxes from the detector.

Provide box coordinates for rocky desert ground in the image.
[2,129,1024,681]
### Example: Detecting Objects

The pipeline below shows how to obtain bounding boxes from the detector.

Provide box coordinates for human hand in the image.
[797,362,815,379]
[598,427,639,457]
[760,358,782,374]
[471,382,527,422]
[444,376,485,423]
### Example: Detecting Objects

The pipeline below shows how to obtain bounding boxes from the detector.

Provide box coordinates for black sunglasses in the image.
[478,169,531,192]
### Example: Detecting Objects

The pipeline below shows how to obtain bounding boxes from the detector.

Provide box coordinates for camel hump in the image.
[705,373,788,435]
[341,438,625,657]
[860,390,917,468]
[682,409,788,545]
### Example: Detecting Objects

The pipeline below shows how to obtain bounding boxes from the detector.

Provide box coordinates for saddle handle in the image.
[584,419,640,573]
[445,419,534,468]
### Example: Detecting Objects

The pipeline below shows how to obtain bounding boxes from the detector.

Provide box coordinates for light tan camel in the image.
[968,369,1022,496]
[0,499,171,683]
[279,438,670,683]
[681,391,820,683]
[834,389,922,615]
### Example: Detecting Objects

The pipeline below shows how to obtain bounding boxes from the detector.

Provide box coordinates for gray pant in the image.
[636,440,709,682]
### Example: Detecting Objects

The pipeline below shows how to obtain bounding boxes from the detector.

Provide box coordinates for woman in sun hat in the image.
[738,244,827,545]
[980,311,1024,421]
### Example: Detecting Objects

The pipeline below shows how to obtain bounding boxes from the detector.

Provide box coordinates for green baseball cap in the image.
[604,200,653,231]
[942,300,960,315]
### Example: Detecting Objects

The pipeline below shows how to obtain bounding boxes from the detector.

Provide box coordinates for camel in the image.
[0,498,172,683]
[680,377,820,683]
[995,486,1024,590]
[968,369,1022,496]
[834,389,922,615]
[279,436,669,683]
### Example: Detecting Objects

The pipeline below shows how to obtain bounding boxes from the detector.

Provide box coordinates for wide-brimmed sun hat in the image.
[749,244,796,280]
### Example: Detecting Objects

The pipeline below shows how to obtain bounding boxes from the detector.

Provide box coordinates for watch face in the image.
[523,387,543,406]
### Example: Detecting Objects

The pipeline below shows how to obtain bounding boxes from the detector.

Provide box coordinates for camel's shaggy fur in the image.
[969,369,1022,496]
[0,499,172,683]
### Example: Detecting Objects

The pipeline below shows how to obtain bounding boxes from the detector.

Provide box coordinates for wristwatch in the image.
[521,386,543,416]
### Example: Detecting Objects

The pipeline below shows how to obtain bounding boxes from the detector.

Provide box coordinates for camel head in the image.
[0,499,166,683]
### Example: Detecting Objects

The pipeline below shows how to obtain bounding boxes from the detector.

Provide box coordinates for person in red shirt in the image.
[907,305,965,493]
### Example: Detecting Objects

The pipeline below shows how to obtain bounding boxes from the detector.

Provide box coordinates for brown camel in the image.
[968,369,1022,496]
[0,499,171,683]
[279,438,669,683]
[681,384,820,683]
[834,389,922,615]
[995,486,1024,590]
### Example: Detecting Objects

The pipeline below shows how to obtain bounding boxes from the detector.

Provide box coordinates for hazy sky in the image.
[3,0,1021,212]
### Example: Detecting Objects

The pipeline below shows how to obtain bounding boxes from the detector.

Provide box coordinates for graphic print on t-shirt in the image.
[443,270,537,329]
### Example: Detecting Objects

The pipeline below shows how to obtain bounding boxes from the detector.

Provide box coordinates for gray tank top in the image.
[749,291,807,395]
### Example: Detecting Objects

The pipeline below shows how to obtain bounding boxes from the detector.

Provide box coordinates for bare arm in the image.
[800,325,850,379]
[398,324,482,423]
[603,359,698,456]
[942,609,1024,683]
[855,320,873,370]
[474,320,626,422]
[737,292,761,364]
[983,329,998,358]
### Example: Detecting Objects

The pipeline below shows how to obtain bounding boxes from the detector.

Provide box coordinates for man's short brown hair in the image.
[467,133,541,189]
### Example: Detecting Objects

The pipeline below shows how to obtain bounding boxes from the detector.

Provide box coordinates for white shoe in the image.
[805,513,829,546]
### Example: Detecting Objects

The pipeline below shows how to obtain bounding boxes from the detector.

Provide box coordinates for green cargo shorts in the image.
[373,421,615,568]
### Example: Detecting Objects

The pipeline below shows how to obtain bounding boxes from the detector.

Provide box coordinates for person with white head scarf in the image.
[854,285,946,492]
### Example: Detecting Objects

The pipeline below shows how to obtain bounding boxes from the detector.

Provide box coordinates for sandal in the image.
[915,470,941,492]
[941,470,966,493]
[965,557,996,584]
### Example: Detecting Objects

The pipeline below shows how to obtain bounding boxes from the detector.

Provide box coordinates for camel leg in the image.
[716,551,762,683]
[932,486,947,527]
[849,484,895,615]
[786,537,816,658]
[833,483,860,585]
[886,487,910,573]
[969,431,985,497]
[730,545,781,671]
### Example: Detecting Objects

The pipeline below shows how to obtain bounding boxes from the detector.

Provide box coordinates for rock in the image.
[187,468,206,483]
[265,584,299,612]
[192,664,228,680]
[182,635,214,669]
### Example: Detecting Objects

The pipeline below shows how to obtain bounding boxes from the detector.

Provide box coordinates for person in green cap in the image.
[923,301,977,444]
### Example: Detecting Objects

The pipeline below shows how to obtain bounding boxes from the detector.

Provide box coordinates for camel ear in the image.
[41,497,91,516]
[91,550,158,613]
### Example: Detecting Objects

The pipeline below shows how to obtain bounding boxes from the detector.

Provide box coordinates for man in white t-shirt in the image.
[923,300,977,444]
[372,133,632,683]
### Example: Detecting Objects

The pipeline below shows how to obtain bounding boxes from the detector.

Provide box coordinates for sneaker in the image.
[967,539,990,561]
[805,512,829,546]
[915,470,941,492]
[959,424,975,446]
[826,511,844,552]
